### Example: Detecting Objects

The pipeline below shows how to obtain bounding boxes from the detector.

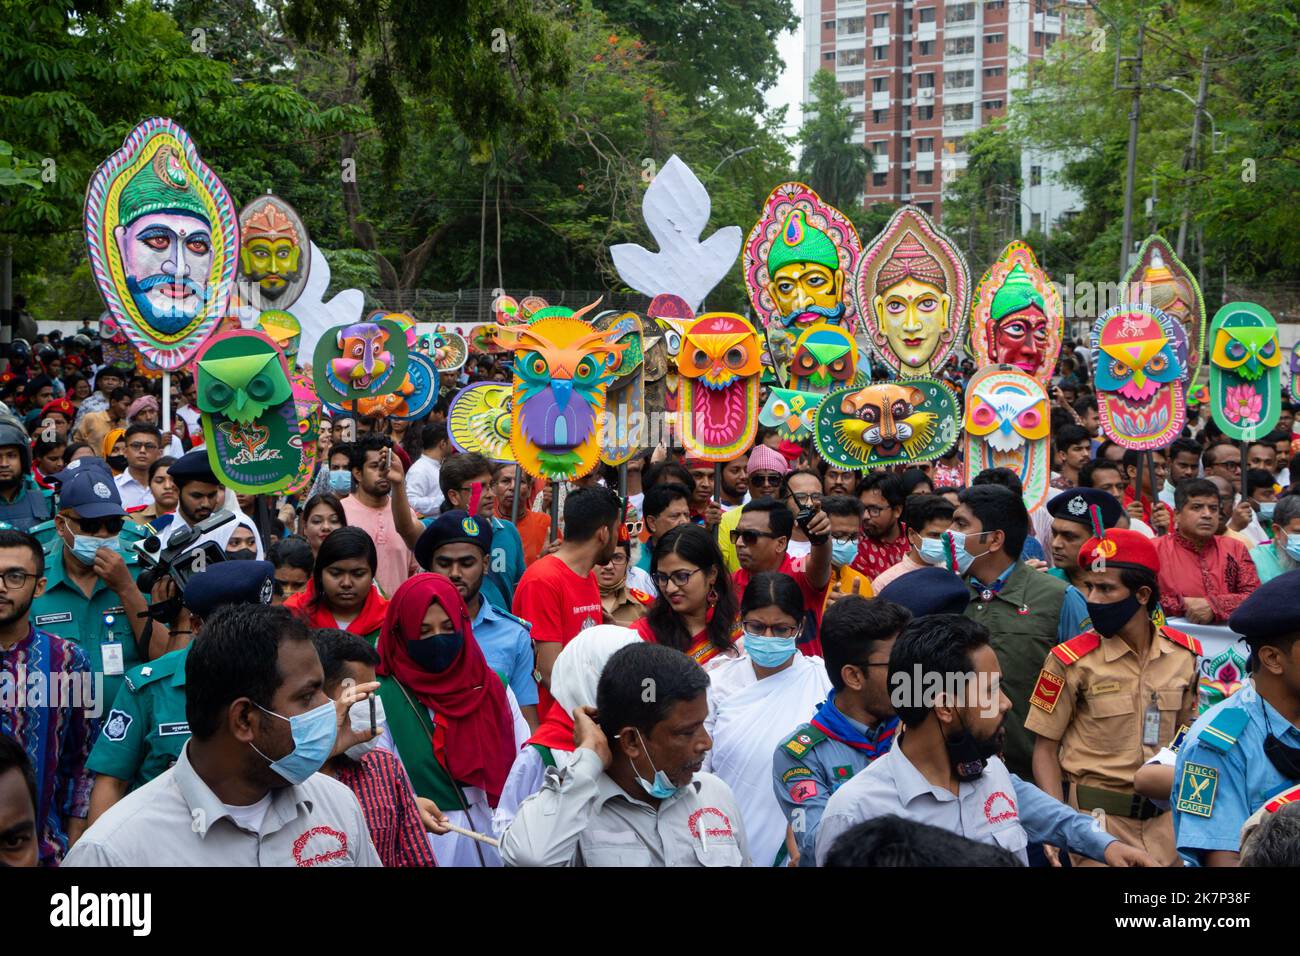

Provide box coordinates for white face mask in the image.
[344,695,387,760]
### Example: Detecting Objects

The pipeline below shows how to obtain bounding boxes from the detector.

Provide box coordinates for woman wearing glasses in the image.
[703,572,832,867]
[633,524,740,669]
[596,536,650,626]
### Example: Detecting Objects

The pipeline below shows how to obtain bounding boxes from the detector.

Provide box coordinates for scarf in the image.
[809,691,899,759]
[285,579,388,639]
[376,573,515,805]
[525,624,641,753]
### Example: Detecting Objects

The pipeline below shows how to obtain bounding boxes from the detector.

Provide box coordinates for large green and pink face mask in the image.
[1209,302,1281,441]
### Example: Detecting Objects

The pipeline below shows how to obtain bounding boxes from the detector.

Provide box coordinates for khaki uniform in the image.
[1024,625,1200,867]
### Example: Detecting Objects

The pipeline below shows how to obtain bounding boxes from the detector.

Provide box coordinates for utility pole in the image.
[1176,47,1210,260]
[1118,19,1145,277]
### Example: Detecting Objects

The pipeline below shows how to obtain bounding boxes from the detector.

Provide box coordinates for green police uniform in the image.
[32,543,146,711]
[86,646,190,788]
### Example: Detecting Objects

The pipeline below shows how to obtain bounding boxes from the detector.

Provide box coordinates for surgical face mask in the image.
[1285,533,1300,563]
[405,632,463,672]
[916,535,949,567]
[251,698,338,785]
[743,631,799,668]
[345,696,387,760]
[1258,501,1276,523]
[831,538,857,567]
[626,727,682,800]
[106,454,128,472]
[327,469,353,495]
[944,530,992,575]
[66,527,118,566]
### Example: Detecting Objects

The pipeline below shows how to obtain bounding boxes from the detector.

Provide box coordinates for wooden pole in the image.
[510,463,523,524]
[548,480,560,544]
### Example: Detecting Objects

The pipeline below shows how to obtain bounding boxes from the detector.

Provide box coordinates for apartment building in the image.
[802,0,1085,231]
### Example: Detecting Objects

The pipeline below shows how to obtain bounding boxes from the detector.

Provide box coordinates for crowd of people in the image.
[0,326,1298,869]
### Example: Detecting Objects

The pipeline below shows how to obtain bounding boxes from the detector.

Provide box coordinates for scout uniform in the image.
[85,560,276,790]
[1171,570,1300,865]
[1025,529,1200,866]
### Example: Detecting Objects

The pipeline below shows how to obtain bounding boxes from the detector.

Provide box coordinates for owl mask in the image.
[678,312,761,462]
[759,387,819,442]
[1091,305,1188,450]
[1124,236,1206,376]
[963,365,1051,511]
[789,323,862,394]
[814,379,959,470]
[1209,302,1281,441]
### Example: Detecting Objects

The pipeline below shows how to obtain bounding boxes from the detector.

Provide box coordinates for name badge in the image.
[157,722,190,737]
[105,605,126,615]
[102,642,125,676]
[34,612,73,626]
[1089,680,1122,697]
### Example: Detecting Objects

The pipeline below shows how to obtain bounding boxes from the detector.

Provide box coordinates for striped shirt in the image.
[0,626,95,866]
[334,749,437,867]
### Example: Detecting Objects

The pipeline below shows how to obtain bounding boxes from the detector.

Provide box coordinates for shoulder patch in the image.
[781,724,827,759]
[1197,707,1250,754]
[1176,762,1218,817]
[495,608,532,632]
[781,766,813,785]
[101,709,133,742]
[1160,626,1203,656]
[1051,631,1101,666]
[627,587,655,607]
[1030,668,1066,713]
[1263,783,1300,814]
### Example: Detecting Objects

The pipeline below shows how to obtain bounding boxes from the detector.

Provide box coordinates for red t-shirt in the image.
[732,554,828,658]
[512,554,603,717]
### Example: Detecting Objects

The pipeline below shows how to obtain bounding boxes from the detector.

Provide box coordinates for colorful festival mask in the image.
[814,379,959,470]
[312,315,410,404]
[195,330,300,493]
[286,373,321,496]
[677,313,762,462]
[969,242,1062,384]
[98,313,134,369]
[594,312,647,467]
[745,182,861,333]
[963,365,1051,512]
[448,382,515,462]
[357,352,439,421]
[1091,304,1188,450]
[497,302,626,481]
[1124,236,1206,376]
[236,195,310,313]
[789,323,863,394]
[1199,645,1248,713]
[427,328,468,374]
[1209,302,1282,441]
[1290,344,1300,401]
[84,118,237,370]
[759,388,819,442]
[255,309,302,361]
[857,206,968,378]
[649,293,695,417]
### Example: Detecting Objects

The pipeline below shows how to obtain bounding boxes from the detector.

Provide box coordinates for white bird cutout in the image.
[610,155,742,313]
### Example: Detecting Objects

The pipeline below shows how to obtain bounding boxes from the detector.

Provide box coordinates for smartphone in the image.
[368,696,377,737]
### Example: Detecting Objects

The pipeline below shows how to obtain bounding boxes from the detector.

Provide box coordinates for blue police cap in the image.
[1046,486,1125,529]
[879,566,971,617]
[167,449,219,487]
[51,461,127,519]
[183,559,275,617]
[414,509,494,571]
[1228,567,1300,644]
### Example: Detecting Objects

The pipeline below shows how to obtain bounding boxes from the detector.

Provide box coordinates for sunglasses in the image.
[729,528,779,546]
[69,515,125,535]
[751,473,783,487]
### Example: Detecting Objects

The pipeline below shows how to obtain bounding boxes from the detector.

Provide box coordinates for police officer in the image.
[1172,568,1300,866]
[0,415,51,531]
[84,560,276,824]
[1044,487,1124,588]
[415,509,539,729]
[31,461,168,710]
[1026,529,1200,866]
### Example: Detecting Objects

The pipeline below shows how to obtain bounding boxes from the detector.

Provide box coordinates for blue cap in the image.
[879,566,971,617]
[183,560,275,617]
[414,509,494,570]
[167,449,218,487]
[51,461,127,519]
[1228,568,1300,644]
[1046,487,1124,529]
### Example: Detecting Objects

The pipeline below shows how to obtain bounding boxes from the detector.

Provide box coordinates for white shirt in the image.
[405,455,443,517]
[157,507,265,559]
[786,538,813,561]
[177,403,202,437]
[114,471,154,510]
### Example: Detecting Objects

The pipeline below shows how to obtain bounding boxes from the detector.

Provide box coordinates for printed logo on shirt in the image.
[292,825,350,867]
[103,708,133,741]
[983,791,1018,825]
[34,612,73,626]
[687,807,734,841]
[157,722,190,736]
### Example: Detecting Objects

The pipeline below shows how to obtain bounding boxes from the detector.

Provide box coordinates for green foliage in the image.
[797,70,869,213]
[935,120,1023,270]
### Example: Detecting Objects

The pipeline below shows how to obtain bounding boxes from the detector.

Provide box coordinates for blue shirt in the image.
[1172,682,1300,865]
[471,598,537,707]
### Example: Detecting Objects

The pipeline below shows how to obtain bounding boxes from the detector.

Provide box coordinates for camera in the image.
[134,508,237,594]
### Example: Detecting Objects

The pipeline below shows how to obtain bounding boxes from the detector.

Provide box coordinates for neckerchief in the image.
[809,691,899,758]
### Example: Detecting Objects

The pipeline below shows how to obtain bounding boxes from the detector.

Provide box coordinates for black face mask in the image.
[405,632,463,673]
[942,712,1003,782]
[1085,594,1142,639]
[107,455,128,472]
[225,548,256,561]
[1263,709,1300,781]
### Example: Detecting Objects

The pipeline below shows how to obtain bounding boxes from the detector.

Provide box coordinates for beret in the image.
[879,566,971,617]
[167,449,219,486]
[183,559,275,617]
[414,509,494,571]
[1047,487,1124,530]
[1077,528,1159,572]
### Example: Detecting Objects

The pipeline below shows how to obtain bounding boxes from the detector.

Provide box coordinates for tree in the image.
[938,120,1022,269]
[797,69,870,212]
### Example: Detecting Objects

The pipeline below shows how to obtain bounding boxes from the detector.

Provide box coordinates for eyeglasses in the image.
[830,533,858,545]
[862,504,891,518]
[787,492,823,507]
[127,442,159,452]
[0,569,38,590]
[602,553,629,567]
[69,516,125,535]
[741,620,801,639]
[729,528,779,545]
[652,567,702,589]
[750,473,783,487]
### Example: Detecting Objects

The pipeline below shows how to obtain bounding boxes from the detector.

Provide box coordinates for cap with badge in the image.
[414,509,494,571]
[183,559,276,618]
[167,449,220,488]
[879,566,971,617]
[1076,527,1159,572]
[1047,487,1124,530]
[50,460,127,519]
[1228,567,1300,646]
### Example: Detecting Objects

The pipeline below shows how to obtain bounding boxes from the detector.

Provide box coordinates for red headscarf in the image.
[376,574,515,805]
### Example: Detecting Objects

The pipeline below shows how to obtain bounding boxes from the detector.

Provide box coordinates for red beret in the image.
[1077,528,1159,572]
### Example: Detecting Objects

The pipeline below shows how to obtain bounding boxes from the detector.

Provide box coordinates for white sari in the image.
[705,654,831,866]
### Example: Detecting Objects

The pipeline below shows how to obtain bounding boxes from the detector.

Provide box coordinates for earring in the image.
[707,587,718,607]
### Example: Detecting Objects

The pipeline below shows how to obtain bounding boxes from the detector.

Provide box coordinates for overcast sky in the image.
[766,12,806,148]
